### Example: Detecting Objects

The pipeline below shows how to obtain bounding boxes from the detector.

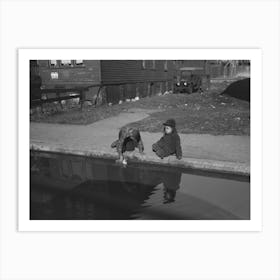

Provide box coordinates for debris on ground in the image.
[30,78,250,135]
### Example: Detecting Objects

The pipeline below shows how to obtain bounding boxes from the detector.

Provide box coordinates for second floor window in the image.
[50,60,57,67]
[61,60,72,66]
[75,60,84,65]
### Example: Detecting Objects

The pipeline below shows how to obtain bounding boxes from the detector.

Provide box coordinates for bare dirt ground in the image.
[30,78,250,136]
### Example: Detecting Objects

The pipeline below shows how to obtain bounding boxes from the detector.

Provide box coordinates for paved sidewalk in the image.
[30,110,250,175]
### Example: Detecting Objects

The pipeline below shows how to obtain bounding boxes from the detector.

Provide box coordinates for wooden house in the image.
[35,60,175,104]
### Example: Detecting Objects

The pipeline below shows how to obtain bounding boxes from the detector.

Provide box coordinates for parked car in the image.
[174,67,209,94]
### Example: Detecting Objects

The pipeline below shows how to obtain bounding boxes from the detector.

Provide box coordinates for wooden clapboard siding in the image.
[35,60,209,90]
[100,60,174,85]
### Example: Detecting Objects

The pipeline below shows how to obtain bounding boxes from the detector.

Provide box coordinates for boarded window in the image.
[49,60,58,67]
[61,60,72,66]
[50,72,59,79]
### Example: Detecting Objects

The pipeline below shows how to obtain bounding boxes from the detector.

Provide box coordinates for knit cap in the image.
[163,119,176,128]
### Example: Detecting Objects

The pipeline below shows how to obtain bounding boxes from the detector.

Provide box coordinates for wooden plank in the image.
[31,94,81,107]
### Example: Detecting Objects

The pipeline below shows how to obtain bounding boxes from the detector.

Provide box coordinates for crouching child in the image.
[152,119,182,160]
[111,127,144,165]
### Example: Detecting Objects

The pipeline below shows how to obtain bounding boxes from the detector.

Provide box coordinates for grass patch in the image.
[126,97,250,135]
[30,79,250,135]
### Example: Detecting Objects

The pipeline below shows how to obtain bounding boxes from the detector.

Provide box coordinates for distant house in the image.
[204,60,251,78]
[35,60,175,105]
[176,60,226,78]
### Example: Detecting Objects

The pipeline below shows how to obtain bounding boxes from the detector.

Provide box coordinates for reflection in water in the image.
[162,172,182,204]
[30,152,250,220]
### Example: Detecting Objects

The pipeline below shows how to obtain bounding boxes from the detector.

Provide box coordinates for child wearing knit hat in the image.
[152,119,182,160]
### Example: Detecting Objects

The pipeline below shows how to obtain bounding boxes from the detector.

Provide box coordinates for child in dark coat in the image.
[152,119,182,160]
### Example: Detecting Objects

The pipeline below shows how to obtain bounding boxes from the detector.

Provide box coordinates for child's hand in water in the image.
[116,155,124,164]
[115,157,127,166]
[138,152,146,161]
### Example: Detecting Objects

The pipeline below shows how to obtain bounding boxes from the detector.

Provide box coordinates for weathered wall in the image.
[37,60,101,89]
[100,60,174,84]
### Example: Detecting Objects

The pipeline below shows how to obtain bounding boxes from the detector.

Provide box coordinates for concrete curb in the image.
[30,142,250,177]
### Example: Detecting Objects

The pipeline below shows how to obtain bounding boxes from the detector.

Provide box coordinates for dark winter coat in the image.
[111,127,144,157]
[152,129,182,159]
